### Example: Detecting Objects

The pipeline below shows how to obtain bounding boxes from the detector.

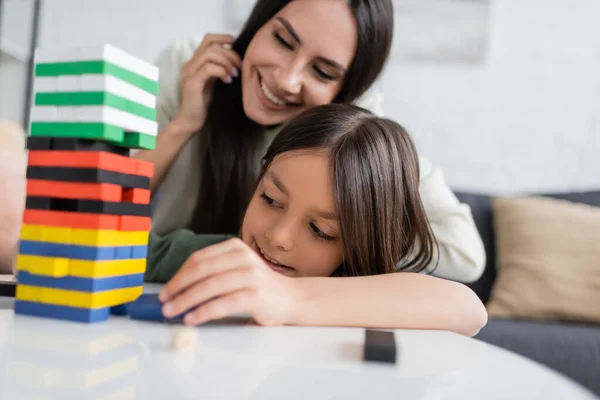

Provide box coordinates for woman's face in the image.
[241,0,358,126]
[241,151,344,277]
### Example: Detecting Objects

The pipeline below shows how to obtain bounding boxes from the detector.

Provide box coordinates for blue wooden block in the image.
[14,300,109,323]
[110,304,129,315]
[131,245,148,259]
[18,241,135,261]
[127,293,184,322]
[17,271,144,292]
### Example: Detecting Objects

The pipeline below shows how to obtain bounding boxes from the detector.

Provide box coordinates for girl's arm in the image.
[291,273,488,337]
[158,239,488,337]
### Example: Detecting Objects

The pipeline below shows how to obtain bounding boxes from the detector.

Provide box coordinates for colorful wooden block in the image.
[16,254,70,277]
[25,196,151,217]
[27,179,123,202]
[26,137,129,157]
[34,93,156,121]
[30,105,157,136]
[20,285,143,309]
[26,168,149,190]
[27,150,153,177]
[20,225,149,247]
[17,255,146,278]
[17,271,144,292]
[18,240,147,261]
[15,300,110,323]
[122,188,151,204]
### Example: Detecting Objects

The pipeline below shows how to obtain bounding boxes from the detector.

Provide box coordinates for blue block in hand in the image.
[127,294,184,322]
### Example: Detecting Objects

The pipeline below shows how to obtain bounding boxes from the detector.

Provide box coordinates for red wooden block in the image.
[119,215,151,231]
[26,180,122,202]
[122,188,151,205]
[28,151,135,174]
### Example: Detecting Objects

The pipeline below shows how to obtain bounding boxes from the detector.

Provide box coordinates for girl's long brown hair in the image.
[257,104,438,275]
[189,0,394,235]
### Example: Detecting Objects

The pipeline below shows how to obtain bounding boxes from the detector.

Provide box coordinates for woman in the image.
[135,0,486,283]
[147,104,487,335]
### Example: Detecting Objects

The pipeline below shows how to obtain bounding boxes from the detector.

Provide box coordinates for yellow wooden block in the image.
[21,285,143,309]
[20,225,72,243]
[16,285,42,302]
[17,255,70,277]
[70,259,146,278]
[19,225,45,241]
[20,225,149,247]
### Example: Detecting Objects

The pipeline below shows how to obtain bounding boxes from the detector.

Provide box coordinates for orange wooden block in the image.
[122,188,151,204]
[27,180,122,202]
[135,159,154,178]
[23,210,120,230]
[27,151,135,174]
[119,215,151,231]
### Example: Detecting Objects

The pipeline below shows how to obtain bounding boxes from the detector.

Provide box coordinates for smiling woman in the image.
[136,0,487,284]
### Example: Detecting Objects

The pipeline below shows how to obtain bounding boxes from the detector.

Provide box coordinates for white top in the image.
[0,286,596,400]
[150,37,486,283]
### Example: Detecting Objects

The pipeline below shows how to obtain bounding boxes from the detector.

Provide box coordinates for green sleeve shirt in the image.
[144,230,234,283]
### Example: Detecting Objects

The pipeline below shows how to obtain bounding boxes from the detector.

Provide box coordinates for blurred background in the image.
[1,0,599,194]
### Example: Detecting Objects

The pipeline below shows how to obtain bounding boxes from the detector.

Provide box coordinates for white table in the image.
[0,284,597,400]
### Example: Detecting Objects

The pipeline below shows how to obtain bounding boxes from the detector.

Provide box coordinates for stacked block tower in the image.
[13,44,158,323]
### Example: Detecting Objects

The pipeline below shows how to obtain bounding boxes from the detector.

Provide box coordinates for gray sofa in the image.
[454,190,600,396]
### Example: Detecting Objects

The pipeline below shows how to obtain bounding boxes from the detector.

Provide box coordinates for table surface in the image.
[0,284,597,400]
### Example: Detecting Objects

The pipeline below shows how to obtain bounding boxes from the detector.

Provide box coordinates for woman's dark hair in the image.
[190,0,394,234]
[256,103,437,276]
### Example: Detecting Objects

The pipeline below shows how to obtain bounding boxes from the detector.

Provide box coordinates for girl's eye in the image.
[273,32,293,50]
[261,193,280,207]
[313,66,335,81]
[310,223,335,241]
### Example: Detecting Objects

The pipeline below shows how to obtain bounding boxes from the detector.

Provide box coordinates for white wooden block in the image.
[35,75,156,108]
[31,106,157,136]
[56,76,80,92]
[30,107,57,121]
[33,77,57,92]
[34,44,158,82]
[170,327,197,351]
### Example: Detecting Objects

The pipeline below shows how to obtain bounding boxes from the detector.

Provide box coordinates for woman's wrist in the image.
[285,277,317,326]
[168,115,204,139]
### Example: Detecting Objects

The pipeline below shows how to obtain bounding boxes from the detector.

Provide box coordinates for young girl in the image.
[145,104,488,336]
[138,0,486,283]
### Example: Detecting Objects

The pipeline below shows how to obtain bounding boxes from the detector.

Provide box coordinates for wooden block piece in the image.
[22,210,120,230]
[364,330,397,364]
[122,188,150,205]
[27,179,123,202]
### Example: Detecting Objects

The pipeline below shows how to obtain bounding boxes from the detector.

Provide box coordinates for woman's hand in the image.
[174,34,242,133]
[158,238,298,326]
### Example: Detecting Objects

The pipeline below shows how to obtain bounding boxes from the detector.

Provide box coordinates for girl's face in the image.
[241,0,358,126]
[241,151,344,277]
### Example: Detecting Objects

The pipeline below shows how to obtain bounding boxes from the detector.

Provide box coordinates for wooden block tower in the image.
[14,44,158,323]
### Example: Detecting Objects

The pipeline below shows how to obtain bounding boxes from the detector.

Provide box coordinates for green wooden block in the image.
[30,122,124,143]
[35,92,156,121]
[122,132,156,150]
[35,61,159,95]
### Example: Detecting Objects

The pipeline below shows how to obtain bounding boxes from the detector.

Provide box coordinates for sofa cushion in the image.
[475,318,600,396]
[454,190,600,303]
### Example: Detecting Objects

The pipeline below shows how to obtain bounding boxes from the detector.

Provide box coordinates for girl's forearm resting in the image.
[289,273,488,337]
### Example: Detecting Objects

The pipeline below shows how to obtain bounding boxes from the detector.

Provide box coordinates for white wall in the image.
[1,0,598,194]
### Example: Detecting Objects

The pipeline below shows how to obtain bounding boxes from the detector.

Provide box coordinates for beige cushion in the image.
[487,196,600,323]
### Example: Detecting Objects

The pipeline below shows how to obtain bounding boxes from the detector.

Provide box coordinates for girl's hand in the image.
[173,34,242,133]
[158,238,298,326]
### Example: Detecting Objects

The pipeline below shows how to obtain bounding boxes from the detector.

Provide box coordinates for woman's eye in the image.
[273,32,293,50]
[313,66,335,81]
[310,223,335,241]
